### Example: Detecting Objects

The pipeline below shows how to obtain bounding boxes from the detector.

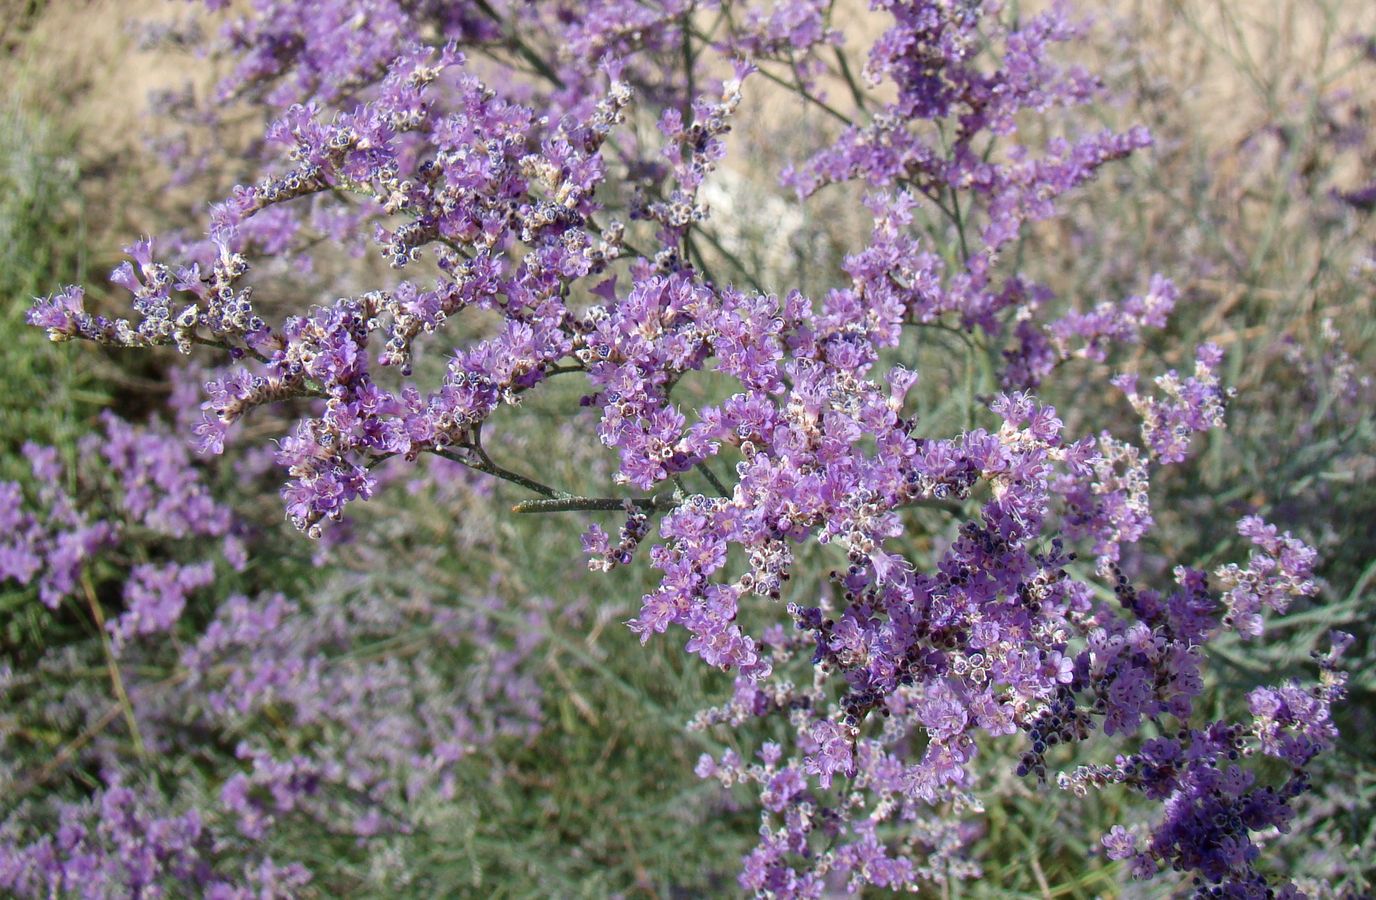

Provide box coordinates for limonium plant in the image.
[16,0,1356,896]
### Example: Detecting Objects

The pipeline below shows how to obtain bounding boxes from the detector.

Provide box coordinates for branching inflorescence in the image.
[21,0,1354,896]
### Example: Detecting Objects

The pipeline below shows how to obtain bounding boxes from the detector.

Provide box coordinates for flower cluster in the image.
[2,428,558,896]
[1114,343,1231,465]
[1,413,241,617]
[0,779,312,899]
[183,584,549,841]
[1213,516,1320,639]
[1092,631,1351,896]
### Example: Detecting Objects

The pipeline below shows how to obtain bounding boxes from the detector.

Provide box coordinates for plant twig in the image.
[691,223,766,293]
[510,495,679,514]
[696,461,732,498]
[80,573,145,760]
[10,703,123,800]
[751,62,852,126]
[434,437,567,501]
[899,496,964,514]
[472,0,566,89]
[834,46,868,113]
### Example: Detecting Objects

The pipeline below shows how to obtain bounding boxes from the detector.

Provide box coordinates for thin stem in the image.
[696,461,732,498]
[680,22,849,124]
[898,176,961,231]
[190,334,270,364]
[899,496,964,514]
[80,573,146,760]
[751,63,853,126]
[682,13,696,118]
[685,230,719,285]
[433,443,566,500]
[11,703,123,800]
[511,495,679,514]
[587,215,651,261]
[473,47,551,85]
[689,8,725,68]
[948,184,972,265]
[366,451,398,471]
[833,46,868,114]
[692,223,766,293]
[472,0,566,89]
[10,670,191,801]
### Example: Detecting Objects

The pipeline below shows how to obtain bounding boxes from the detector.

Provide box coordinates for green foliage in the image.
[0,92,105,470]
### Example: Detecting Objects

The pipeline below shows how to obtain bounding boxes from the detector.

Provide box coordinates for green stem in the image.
[747,59,852,126]
[80,573,146,761]
[834,46,868,113]
[682,14,696,117]
[511,495,679,514]
[692,223,765,293]
[900,496,964,514]
[433,445,566,500]
[190,334,270,364]
[472,0,565,89]
[685,230,718,284]
[948,184,972,265]
[695,461,732,498]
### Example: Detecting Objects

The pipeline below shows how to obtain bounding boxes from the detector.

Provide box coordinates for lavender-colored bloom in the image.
[1212,516,1319,639]
[1114,343,1230,465]
[0,779,309,899]
[1102,824,1137,860]
[111,562,216,646]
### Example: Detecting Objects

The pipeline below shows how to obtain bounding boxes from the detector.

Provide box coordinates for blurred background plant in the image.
[0,0,1372,896]
[1046,6,1376,890]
